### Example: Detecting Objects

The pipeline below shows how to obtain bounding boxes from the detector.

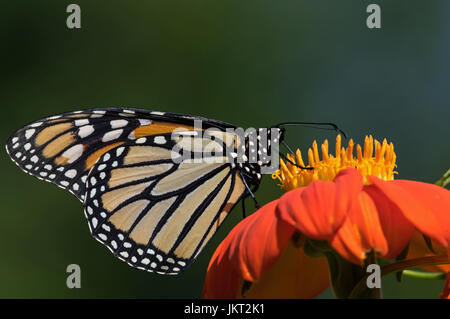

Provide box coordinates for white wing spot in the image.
[116,147,125,157]
[75,119,89,126]
[25,129,35,139]
[154,136,166,144]
[30,122,43,127]
[139,119,152,126]
[124,242,132,248]
[110,119,128,129]
[78,125,95,138]
[62,144,83,164]
[127,131,136,140]
[102,129,123,142]
[65,169,77,179]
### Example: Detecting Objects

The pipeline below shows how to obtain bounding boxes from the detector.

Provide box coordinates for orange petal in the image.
[202,200,295,298]
[364,184,415,259]
[277,168,363,240]
[406,231,450,273]
[368,177,450,247]
[330,191,388,264]
[240,241,330,298]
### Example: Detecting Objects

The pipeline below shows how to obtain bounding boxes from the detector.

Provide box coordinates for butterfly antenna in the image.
[273,142,313,170]
[281,140,295,154]
[279,152,313,170]
[274,121,348,139]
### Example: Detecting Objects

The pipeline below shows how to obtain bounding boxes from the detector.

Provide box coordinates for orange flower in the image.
[203,135,450,298]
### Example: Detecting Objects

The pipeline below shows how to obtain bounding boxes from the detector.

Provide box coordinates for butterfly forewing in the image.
[5,108,208,201]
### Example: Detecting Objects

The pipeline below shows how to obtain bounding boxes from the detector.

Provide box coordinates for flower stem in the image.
[435,168,450,187]
[325,251,381,299]
[348,255,450,298]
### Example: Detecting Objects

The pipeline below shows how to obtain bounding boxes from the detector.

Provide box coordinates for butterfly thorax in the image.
[232,127,284,186]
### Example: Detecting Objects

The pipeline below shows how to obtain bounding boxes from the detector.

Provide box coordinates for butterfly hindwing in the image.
[83,135,246,274]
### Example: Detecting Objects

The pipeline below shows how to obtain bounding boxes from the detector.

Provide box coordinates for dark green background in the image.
[1,1,449,298]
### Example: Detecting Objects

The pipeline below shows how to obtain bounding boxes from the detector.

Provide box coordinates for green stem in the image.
[348,255,449,299]
[435,168,450,187]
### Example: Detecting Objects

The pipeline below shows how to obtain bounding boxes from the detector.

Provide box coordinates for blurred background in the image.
[1,1,449,298]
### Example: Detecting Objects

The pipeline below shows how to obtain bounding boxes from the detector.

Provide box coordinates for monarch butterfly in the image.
[5,107,344,275]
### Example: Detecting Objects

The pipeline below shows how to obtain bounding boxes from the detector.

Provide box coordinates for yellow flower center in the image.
[272,135,397,191]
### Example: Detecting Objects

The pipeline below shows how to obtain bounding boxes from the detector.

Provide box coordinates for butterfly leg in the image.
[242,198,247,219]
[239,170,260,210]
